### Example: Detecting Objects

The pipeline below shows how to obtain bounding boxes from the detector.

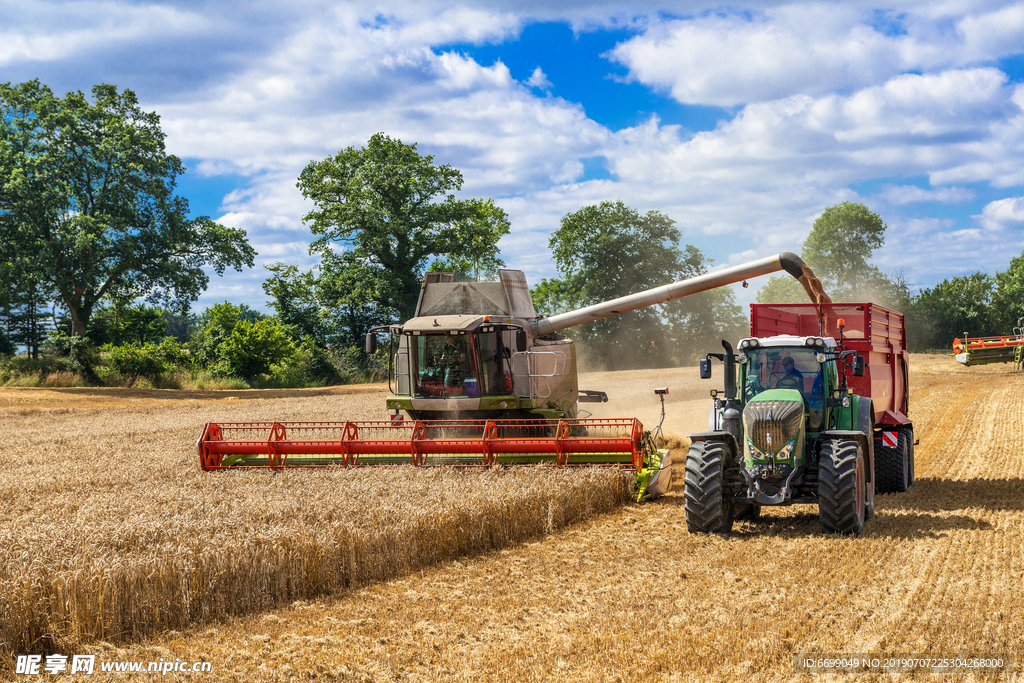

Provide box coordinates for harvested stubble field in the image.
[2,354,1023,681]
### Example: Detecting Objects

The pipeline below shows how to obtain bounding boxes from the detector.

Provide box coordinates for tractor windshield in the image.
[412,331,514,398]
[744,347,826,430]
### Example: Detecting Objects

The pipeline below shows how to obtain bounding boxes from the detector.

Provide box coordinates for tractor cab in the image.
[738,335,837,431]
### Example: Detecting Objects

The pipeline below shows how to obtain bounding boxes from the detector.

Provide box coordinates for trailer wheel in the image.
[901,426,915,487]
[875,430,909,493]
[684,440,734,534]
[818,438,865,535]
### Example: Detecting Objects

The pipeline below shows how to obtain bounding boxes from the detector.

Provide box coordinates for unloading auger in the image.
[197,253,810,500]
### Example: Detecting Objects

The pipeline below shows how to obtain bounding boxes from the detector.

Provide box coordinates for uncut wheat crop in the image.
[0,387,631,663]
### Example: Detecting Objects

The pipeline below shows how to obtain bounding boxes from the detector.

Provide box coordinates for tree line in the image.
[3,79,1019,388]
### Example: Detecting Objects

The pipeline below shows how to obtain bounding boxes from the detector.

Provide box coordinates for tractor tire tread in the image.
[818,438,864,535]
[684,441,734,534]
[875,430,908,494]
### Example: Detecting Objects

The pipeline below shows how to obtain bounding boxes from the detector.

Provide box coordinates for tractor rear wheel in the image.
[818,438,865,535]
[875,430,909,493]
[684,440,734,533]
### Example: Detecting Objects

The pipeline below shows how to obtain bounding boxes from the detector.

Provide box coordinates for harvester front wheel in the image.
[684,440,734,534]
[818,438,865,535]
[875,431,909,494]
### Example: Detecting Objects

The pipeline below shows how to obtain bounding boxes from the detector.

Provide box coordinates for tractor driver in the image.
[774,356,803,390]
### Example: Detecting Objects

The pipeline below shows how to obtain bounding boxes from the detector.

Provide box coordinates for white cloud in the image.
[608,3,1024,106]
[0,2,208,66]
[526,66,552,89]
[878,184,976,205]
[976,196,1024,229]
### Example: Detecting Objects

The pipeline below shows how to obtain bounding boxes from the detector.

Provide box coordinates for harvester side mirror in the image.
[700,359,712,379]
[853,355,865,377]
[365,332,377,355]
[516,329,527,352]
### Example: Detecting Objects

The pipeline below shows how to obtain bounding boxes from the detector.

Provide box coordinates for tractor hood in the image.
[743,390,805,464]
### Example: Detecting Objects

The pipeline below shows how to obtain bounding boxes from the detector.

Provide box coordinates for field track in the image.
[2,354,1023,681]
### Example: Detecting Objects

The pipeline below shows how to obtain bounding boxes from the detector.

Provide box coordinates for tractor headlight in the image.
[816,353,827,363]
[748,440,766,460]
[740,338,759,349]
[737,352,748,364]
[777,440,796,460]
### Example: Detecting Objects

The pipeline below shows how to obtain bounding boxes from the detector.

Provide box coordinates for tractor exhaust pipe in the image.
[531,252,805,336]
[721,340,743,445]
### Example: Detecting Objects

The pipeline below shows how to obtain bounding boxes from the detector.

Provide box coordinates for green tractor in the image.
[685,334,875,535]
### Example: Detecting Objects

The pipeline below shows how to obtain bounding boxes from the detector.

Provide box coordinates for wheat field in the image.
[2,354,1023,681]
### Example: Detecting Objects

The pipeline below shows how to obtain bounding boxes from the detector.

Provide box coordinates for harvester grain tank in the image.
[197,253,810,501]
[687,302,914,535]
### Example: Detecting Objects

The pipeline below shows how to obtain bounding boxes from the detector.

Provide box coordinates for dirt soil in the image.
[3,354,1023,681]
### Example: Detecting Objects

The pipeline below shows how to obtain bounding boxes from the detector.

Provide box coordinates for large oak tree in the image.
[0,80,255,337]
[296,133,510,322]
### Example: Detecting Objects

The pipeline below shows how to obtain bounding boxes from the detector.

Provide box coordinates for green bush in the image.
[153,337,189,367]
[106,343,166,381]
[268,337,342,387]
[218,318,296,380]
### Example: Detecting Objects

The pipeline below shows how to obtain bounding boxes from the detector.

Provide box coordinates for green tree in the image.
[756,201,894,304]
[537,200,742,369]
[755,274,805,304]
[3,258,52,358]
[802,201,887,299]
[991,249,1024,333]
[297,133,510,320]
[218,318,296,380]
[263,263,326,343]
[0,80,256,338]
[426,198,510,281]
[910,273,994,349]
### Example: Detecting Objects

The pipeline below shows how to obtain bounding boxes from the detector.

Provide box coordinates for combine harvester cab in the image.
[686,303,914,535]
[199,254,812,502]
[952,319,1024,368]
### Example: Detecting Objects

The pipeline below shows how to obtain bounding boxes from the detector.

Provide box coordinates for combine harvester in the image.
[687,302,914,535]
[197,253,812,500]
[952,320,1024,368]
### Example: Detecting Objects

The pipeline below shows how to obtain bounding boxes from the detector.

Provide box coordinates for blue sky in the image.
[4,0,1024,314]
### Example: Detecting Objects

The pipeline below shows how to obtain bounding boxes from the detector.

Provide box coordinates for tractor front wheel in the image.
[818,438,866,535]
[684,440,734,533]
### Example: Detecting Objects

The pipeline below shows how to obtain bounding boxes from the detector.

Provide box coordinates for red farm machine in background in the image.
[952,319,1024,369]
[197,253,814,501]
